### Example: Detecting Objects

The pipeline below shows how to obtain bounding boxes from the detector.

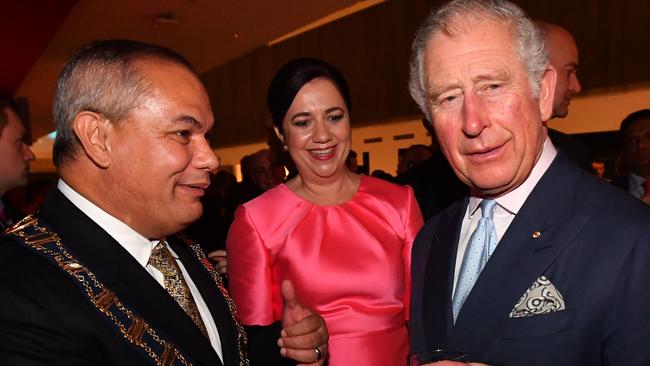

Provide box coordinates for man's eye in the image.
[176,130,191,139]
[438,94,458,106]
[627,137,640,145]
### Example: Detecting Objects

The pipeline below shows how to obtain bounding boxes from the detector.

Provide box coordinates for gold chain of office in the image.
[6,215,250,366]
[177,232,251,366]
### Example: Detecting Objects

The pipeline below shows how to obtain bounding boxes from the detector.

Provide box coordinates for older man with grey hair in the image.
[408,1,650,365]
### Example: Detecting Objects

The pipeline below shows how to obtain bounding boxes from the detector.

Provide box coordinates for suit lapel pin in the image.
[532,231,541,238]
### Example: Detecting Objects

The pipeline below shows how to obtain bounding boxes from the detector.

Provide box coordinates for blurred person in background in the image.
[0,95,35,229]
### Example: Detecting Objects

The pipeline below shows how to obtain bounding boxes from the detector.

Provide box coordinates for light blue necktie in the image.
[452,199,498,322]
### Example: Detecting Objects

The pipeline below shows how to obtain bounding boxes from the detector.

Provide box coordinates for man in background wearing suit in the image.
[0,96,35,229]
[613,109,650,204]
[0,40,327,366]
[537,21,591,170]
[408,1,650,365]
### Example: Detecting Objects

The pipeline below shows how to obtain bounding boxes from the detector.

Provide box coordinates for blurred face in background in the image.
[622,118,650,178]
[280,78,351,183]
[0,108,35,195]
[250,149,283,191]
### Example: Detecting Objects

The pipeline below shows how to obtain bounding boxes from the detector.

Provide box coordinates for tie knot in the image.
[480,199,497,219]
[148,242,175,272]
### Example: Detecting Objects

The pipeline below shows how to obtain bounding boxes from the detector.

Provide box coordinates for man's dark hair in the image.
[620,109,650,141]
[52,39,195,166]
[0,95,24,137]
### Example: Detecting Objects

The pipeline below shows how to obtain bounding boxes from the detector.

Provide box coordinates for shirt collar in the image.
[57,179,156,268]
[628,172,645,187]
[468,136,557,216]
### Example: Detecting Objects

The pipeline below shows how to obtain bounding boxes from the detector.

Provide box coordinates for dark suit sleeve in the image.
[0,291,91,366]
[602,227,650,364]
[245,322,296,366]
[0,239,106,365]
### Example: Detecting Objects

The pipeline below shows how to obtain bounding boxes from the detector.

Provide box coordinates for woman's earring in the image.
[282,145,288,151]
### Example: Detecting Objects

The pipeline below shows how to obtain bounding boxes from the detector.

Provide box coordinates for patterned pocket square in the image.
[509,276,566,318]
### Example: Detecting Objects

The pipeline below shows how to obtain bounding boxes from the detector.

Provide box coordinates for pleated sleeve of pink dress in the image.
[227,175,424,366]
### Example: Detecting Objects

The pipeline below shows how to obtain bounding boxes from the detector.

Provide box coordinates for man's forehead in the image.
[427,19,514,59]
[5,108,26,132]
[424,24,517,84]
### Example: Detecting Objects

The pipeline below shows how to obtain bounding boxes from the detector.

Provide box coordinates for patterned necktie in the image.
[148,242,208,337]
[452,199,498,322]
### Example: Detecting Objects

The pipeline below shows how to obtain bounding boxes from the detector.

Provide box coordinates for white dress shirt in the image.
[627,172,646,199]
[452,137,557,296]
[58,180,223,360]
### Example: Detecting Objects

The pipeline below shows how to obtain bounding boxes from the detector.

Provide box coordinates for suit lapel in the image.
[422,198,466,347]
[39,189,221,366]
[449,154,590,356]
[169,238,240,366]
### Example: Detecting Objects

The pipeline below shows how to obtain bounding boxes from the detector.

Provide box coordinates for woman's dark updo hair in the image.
[267,57,351,134]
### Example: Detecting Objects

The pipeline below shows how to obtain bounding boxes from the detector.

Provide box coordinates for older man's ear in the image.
[538,65,557,123]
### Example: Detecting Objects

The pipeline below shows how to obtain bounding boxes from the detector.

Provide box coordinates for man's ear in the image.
[538,65,557,122]
[71,111,112,168]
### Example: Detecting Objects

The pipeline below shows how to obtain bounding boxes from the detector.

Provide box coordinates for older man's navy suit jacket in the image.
[410,152,650,366]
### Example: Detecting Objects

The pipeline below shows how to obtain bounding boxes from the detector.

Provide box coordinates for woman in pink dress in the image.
[227,58,423,366]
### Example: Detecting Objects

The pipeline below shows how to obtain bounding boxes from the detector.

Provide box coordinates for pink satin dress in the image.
[227,175,423,366]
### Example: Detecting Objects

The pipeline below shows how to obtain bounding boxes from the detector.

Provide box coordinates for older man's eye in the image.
[438,94,459,106]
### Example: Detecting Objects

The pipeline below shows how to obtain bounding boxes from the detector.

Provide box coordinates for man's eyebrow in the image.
[471,69,510,83]
[427,82,462,100]
[171,115,202,128]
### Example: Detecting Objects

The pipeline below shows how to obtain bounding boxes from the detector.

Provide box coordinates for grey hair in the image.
[408,0,548,122]
[52,39,195,167]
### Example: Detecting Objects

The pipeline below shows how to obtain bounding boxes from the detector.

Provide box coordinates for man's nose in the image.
[570,73,582,94]
[23,143,35,162]
[195,139,219,174]
[462,94,488,137]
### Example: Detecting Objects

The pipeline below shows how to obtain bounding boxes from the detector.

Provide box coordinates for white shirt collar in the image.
[57,179,156,268]
[468,136,557,216]
[628,172,646,198]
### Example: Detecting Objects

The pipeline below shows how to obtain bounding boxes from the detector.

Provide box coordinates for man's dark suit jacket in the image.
[0,189,281,365]
[411,152,650,365]
[547,128,591,171]
[395,151,467,221]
